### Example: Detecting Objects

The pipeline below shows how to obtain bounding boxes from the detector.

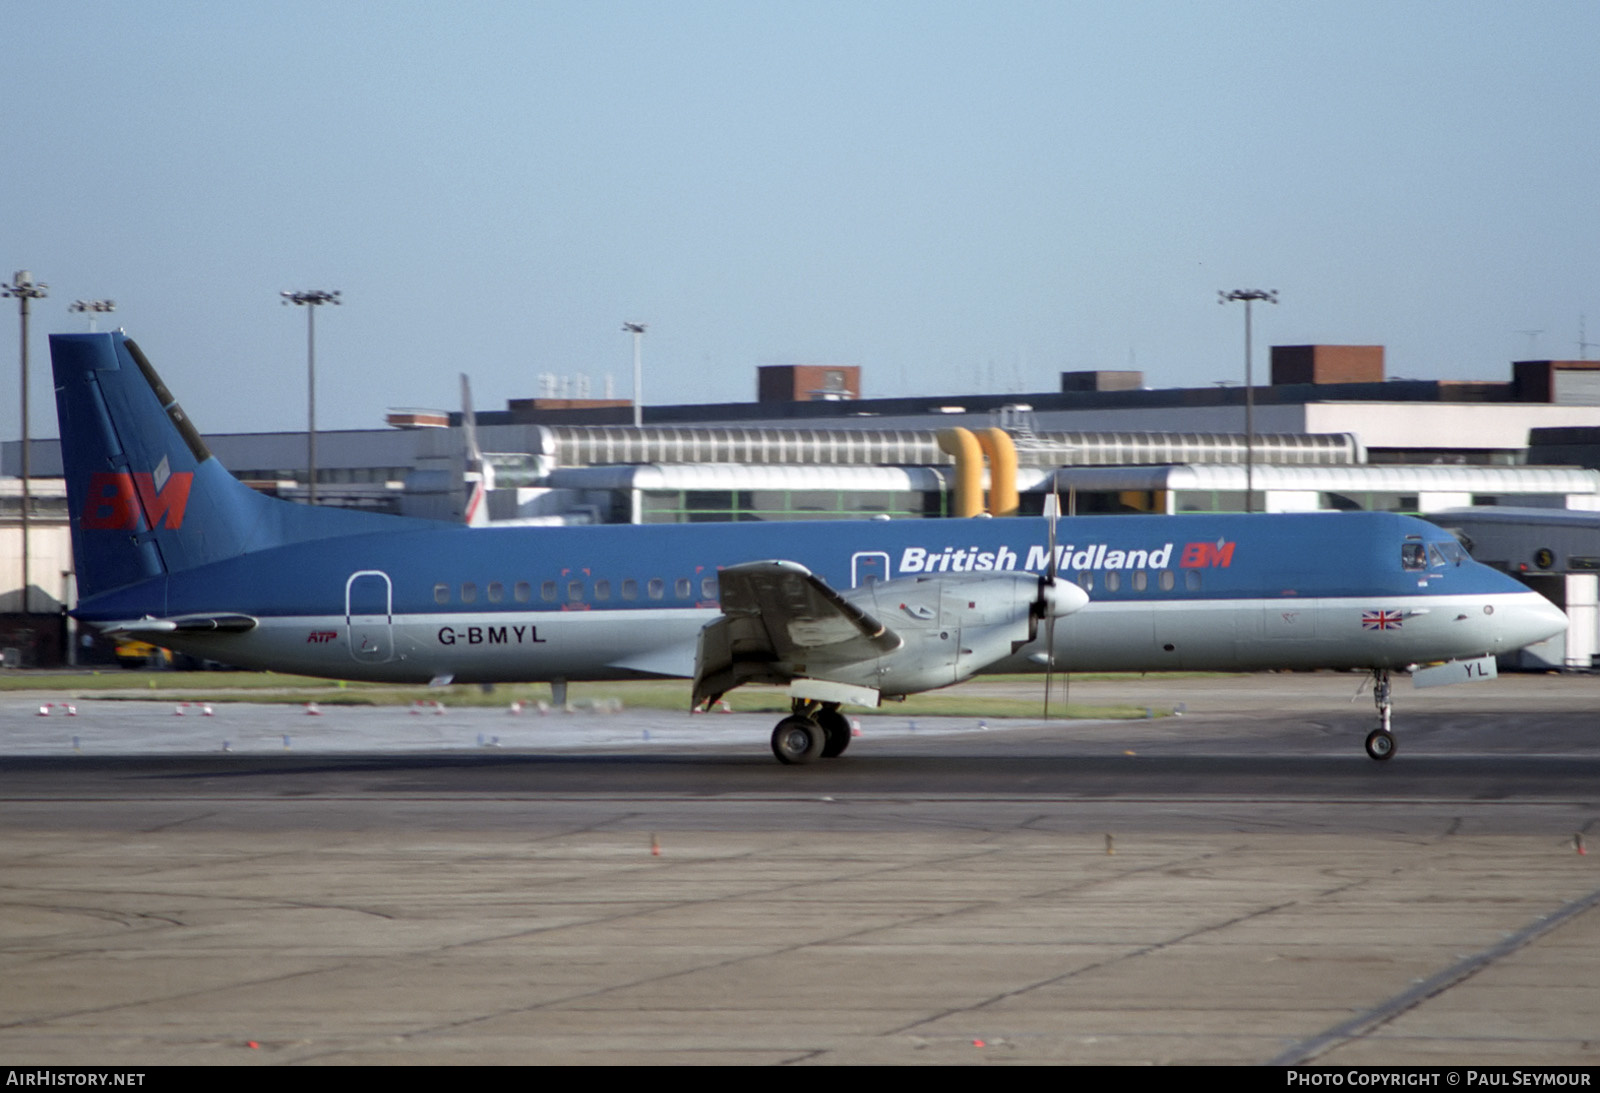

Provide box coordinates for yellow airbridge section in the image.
[975,427,1019,517]
[938,427,1019,517]
[937,428,985,517]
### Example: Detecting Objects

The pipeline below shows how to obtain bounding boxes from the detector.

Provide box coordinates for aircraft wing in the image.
[693,560,901,708]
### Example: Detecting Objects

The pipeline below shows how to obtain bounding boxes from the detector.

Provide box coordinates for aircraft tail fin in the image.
[51,331,430,602]
[460,373,492,527]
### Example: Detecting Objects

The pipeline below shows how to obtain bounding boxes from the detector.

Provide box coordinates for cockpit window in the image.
[1401,541,1427,571]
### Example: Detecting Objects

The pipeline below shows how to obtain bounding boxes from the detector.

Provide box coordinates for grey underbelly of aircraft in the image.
[136,589,1557,688]
[157,610,716,685]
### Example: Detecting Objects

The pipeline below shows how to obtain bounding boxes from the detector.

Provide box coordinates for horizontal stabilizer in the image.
[101,613,258,635]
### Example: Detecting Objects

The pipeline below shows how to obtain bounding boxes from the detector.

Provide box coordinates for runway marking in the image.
[1270,879,1600,1065]
[879,841,1290,1037]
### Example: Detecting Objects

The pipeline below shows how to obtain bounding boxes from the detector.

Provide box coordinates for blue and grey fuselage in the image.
[52,331,1565,697]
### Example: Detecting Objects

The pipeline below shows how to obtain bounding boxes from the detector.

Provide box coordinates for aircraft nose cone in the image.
[1522,594,1569,646]
[1492,591,1568,652]
[1043,579,1090,617]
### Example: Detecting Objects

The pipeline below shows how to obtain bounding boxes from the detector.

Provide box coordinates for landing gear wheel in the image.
[1365,729,1396,761]
[771,716,825,765]
[815,709,852,758]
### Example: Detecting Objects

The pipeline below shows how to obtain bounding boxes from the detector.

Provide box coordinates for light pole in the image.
[69,299,116,331]
[5,271,47,614]
[623,322,647,428]
[1218,289,1278,513]
[281,289,341,505]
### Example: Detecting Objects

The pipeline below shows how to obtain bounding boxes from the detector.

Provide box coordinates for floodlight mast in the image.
[4,271,48,614]
[1218,289,1278,514]
[69,299,116,332]
[623,322,647,428]
[281,289,341,505]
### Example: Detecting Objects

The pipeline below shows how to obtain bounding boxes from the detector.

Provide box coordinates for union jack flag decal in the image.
[1362,609,1404,631]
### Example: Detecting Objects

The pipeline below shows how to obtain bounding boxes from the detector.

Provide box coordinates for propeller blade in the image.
[1042,479,1060,585]
[1038,472,1082,719]
[1041,477,1060,718]
[1043,613,1054,720]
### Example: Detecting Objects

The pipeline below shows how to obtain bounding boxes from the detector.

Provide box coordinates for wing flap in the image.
[693,560,900,708]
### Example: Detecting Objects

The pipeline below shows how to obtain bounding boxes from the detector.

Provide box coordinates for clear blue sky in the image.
[5,1,1599,438]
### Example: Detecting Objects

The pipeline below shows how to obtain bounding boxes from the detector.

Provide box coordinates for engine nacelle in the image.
[835,571,1088,697]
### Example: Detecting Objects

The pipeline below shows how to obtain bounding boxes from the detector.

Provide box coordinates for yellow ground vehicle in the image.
[113,638,173,669]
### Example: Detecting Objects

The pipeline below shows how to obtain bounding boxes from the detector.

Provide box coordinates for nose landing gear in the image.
[1364,668,1396,761]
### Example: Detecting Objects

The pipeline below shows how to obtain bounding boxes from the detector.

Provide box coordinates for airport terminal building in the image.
[5,345,1600,668]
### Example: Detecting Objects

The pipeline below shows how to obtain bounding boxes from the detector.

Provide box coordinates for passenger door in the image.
[345,570,394,663]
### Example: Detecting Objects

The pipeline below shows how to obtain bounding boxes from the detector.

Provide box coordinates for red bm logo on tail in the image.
[81,471,194,531]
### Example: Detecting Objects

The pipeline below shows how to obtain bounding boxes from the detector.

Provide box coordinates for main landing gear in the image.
[770,700,852,765]
[1364,668,1396,761]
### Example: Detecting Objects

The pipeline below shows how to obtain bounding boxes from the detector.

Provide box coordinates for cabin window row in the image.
[433,576,720,605]
[1073,569,1201,593]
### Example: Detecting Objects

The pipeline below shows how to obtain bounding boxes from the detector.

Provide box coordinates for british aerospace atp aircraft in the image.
[51,332,1566,764]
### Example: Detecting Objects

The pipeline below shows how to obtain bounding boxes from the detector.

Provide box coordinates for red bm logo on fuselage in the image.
[80,471,194,531]
[1179,540,1235,568]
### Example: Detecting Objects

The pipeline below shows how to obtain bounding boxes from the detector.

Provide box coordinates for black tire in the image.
[1365,729,1396,761]
[771,716,825,765]
[816,709,852,758]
